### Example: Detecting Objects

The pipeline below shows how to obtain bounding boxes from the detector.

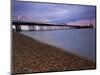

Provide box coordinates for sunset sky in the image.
[12,0,96,25]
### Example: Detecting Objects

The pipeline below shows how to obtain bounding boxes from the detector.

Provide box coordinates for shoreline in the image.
[12,30,96,74]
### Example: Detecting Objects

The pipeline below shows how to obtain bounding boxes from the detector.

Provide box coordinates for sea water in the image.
[21,28,96,62]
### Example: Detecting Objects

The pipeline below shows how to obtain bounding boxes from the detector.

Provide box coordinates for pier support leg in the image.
[15,25,21,32]
[33,26,34,31]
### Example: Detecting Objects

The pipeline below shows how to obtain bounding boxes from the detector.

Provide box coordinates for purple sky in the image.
[12,0,96,25]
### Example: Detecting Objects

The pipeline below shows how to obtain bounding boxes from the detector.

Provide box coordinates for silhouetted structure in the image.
[12,21,93,32]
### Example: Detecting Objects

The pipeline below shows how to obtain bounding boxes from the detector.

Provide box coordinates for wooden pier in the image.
[12,21,93,32]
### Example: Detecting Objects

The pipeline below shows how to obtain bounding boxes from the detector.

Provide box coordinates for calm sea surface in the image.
[21,28,96,62]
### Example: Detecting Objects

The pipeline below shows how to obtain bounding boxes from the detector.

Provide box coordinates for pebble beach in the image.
[12,30,96,74]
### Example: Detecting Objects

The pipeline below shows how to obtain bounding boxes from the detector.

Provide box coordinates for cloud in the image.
[67,19,96,27]
[12,1,96,24]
